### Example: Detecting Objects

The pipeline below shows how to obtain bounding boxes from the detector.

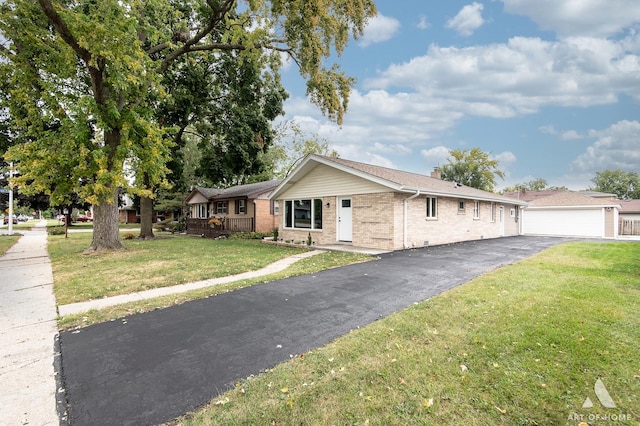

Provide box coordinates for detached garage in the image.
[520,191,620,238]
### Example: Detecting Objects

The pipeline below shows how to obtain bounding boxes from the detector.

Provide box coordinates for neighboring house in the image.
[117,192,174,223]
[269,155,527,251]
[618,199,640,236]
[504,190,621,238]
[184,180,281,237]
[118,193,138,224]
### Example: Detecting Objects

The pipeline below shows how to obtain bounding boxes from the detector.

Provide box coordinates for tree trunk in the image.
[138,194,155,239]
[87,186,124,252]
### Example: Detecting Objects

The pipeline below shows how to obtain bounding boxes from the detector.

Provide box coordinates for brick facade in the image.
[278,192,521,251]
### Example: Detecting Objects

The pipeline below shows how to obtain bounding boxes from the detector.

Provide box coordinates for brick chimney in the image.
[430,167,442,179]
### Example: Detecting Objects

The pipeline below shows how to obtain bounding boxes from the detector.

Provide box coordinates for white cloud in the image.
[365,36,640,117]
[420,146,451,167]
[539,125,557,135]
[560,130,583,140]
[358,14,401,47]
[494,151,517,164]
[417,16,431,30]
[446,2,485,36]
[337,144,397,169]
[502,0,640,37]
[571,120,640,173]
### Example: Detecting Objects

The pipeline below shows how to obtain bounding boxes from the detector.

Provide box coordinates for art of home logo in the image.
[567,378,633,424]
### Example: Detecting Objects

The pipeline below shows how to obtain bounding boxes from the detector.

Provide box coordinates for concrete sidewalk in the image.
[58,249,325,316]
[0,221,59,425]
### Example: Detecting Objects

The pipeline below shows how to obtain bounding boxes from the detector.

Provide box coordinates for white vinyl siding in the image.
[278,164,389,199]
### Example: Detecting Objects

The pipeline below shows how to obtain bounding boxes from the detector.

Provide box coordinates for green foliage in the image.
[228,231,271,240]
[503,178,549,193]
[440,147,505,192]
[47,226,66,235]
[258,120,340,179]
[0,0,376,249]
[590,169,640,199]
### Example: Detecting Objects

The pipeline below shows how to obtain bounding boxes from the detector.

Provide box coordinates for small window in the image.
[341,199,351,208]
[216,201,228,215]
[426,197,437,219]
[273,200,280,215]
[473,201,480,219]
[510,208,516,218]
[235,199,246,214]
[458,200,466,213]
[490,202,496,223]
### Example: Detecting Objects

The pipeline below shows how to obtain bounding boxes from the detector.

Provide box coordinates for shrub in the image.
[48,227,66,235]
[228,231,270,240]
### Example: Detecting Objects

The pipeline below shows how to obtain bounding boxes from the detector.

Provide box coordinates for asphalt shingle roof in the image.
[527,191,621,207]
[321,156,526,205]
[188,180,281,203]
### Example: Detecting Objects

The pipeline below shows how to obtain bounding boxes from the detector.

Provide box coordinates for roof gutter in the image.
[401,186,529,207]
[403,189,421,249]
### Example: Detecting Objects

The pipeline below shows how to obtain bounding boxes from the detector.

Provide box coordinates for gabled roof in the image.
[527,191,621,208]
[270,154,527,206]
[618,199,640,213]
[185,180,281,204]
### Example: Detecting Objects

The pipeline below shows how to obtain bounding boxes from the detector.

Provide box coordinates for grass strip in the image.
[177,242,640,426]
[0,234,21,255]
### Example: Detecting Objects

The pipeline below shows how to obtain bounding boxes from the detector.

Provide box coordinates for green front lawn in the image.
[49,233,307,305]
[178,242,640,425]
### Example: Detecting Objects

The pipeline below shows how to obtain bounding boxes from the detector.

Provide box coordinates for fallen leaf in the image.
[280,387,289,394]
[214,397,230,405]
[495,405,507,414]
[423,398,434,408]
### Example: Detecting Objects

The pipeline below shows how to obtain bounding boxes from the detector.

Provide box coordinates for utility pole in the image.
[8,162,13,235]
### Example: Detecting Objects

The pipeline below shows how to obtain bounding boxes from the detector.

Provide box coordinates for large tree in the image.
[440,147,505,192]
[0,0,376,251]
[591,169,640,200]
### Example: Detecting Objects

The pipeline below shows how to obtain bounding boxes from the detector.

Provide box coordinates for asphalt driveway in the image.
[58,236,571,425]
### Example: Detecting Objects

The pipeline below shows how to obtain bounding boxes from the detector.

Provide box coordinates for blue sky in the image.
[278,0,640,191]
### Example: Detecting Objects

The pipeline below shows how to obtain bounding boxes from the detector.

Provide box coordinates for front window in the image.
[216,201,228,215]
[426,197,437,219]
[458,200,466,213]
[284,199,323,230]
[193,203,208,218]
[236,199,246,214]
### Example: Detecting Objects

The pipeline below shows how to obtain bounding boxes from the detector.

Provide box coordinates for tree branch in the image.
[37,0,107,106]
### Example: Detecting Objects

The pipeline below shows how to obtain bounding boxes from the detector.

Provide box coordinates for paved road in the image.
[59,236,571,425]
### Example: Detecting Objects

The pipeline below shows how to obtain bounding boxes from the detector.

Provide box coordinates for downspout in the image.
[403,190,421,249]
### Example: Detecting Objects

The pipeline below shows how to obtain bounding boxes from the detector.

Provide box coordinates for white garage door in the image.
[523,209,603,237]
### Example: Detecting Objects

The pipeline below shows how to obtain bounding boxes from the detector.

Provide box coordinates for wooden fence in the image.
[186,217,254,237]
[619,219,640,236]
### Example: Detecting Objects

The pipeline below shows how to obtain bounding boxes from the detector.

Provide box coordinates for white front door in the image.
[338,197,353,242]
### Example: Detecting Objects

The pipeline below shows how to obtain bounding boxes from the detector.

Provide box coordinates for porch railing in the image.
[619,219,640,236]
[186,217,254,237]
